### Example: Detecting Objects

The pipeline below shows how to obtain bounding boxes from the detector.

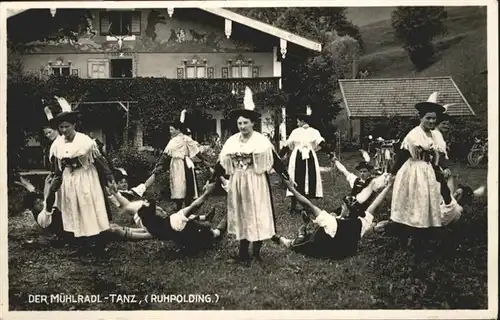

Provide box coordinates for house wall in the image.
[18,9,261,54]
[18,9,276,78]
[14,8,286,164]
[334,103,361,146]
[20,52,274,78]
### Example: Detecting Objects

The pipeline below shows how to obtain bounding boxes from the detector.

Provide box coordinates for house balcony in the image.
[92,76,281,95]
[215,77,281,95]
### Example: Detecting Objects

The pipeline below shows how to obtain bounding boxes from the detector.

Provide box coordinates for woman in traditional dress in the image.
[279,106,330,215]
[152,110,212,211]
[45,96,117,252]
[388,92,448,231]
[209,87,290,266]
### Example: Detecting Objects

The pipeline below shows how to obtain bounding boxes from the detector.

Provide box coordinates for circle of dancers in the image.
[17,88,486,264]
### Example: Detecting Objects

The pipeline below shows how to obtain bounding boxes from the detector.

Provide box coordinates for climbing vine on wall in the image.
[7,74,287,173]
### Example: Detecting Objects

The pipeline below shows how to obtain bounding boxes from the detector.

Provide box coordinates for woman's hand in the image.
[282,178,297,191]
[442,168,452,179]
[204,181,217,194]
[107,180,118,194]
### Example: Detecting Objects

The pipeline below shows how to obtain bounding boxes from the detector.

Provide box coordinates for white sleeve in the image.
[133,213,144,229]
[440,197,463,226]
[131,183,147,197]
[312,210,338,238]
[37,209,53,229]
[359,211,374,238]
[109,195,121,208]
[347,173,358,188]
[169,209,190,232]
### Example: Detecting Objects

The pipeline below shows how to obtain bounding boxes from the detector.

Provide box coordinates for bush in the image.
[8,186,30,217]
[408,42,437,70]
[107,146,171,200]
[448,117,486,161]
[364,114,418,140]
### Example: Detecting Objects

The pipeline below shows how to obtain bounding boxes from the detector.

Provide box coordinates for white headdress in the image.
[442,103,458,113]
[306,105,312,116]
[427,92,440,103]
[54,96,73,112]
[180,109,187,123]
[243,86,255,111]
[473,185,486,197]
[44,106,54,121]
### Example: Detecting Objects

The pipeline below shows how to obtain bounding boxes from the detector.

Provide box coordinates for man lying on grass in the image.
[111,180,228,253]
[331,153,389,212]
[17,176,152,243]
[374,180,486,235]
[271,176,394,259]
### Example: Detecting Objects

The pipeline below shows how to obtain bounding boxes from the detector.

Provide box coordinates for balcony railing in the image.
[99,76,281,95]
[216,77,281,95]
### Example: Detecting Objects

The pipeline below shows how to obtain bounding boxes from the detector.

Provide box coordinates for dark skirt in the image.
[183,159,197,199]
[294,150,318,197]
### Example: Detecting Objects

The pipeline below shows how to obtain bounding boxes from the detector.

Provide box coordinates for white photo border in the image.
[0,1,497,319]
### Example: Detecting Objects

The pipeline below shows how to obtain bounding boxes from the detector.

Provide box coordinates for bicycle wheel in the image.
[468,149,483,166]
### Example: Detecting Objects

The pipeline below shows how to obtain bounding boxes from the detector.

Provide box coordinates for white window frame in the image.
[50,65,71,76]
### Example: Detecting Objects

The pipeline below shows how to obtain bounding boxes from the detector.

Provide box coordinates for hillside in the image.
[354,6,488,119]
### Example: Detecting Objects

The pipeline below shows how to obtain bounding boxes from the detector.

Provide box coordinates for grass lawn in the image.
[8,152,488,310]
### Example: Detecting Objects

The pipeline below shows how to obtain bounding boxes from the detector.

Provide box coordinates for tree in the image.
[231,7,363,143]
[391,7,448,70]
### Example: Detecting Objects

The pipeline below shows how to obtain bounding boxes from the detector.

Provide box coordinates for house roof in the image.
[338,77,476,118]
[7,7,322,52]
[200,8,322,52]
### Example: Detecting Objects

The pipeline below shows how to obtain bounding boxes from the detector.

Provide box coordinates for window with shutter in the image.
[131,12,141,35]
[221,67,229,79]
[196,66,206,78]
[207,67,214,79]
[51,66,71,76]
[100,11,138,36]
[186,66,196,79]
[252,66,260,78]
[88,59,109,79]
[100,12,111,36]
[241,66,250,78]
[177,68,184,79]
[227,57,253,78]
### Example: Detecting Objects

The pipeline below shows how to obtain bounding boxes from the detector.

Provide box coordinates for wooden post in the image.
[125,102,130,149]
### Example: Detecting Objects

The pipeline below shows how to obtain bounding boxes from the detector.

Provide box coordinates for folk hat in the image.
[342,195,365,218]
[296,105,313,123]
[437,103,457,123]
[355,161,373,171]
[168,109,188,131]
[113,167,128,181]
[46,96,79,127]
[228,86,261,122]
[415,92,446,115]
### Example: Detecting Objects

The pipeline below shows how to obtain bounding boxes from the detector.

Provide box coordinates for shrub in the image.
[107,146,171,200]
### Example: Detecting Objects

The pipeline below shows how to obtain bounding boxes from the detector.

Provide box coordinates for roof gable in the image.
[200,8,321,52]
[338,77,476,118]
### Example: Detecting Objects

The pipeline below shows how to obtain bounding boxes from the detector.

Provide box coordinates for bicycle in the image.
[367,136,399,173]
[468,137,488,167]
